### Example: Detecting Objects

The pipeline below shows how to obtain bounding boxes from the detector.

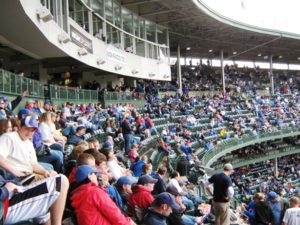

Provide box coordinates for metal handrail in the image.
[202,126,300,167]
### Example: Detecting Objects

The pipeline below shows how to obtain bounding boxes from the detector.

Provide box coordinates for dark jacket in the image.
[254,201,273,225]
[152,173,166,195]
[143,208,167,225]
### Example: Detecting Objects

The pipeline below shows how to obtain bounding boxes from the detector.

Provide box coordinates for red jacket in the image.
[71,183,132,225]
[128,184,154,213]
[68,167,77,184]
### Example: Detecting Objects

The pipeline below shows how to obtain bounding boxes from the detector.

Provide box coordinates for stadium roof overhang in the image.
[121,0,300,64]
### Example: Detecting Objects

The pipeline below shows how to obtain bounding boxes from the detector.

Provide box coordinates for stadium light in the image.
[114,65,122,71]
[36,7,53,22]
[58,33,70,43]
[96,58,106,65]
[77,48,88,56]
[131,69,139,74]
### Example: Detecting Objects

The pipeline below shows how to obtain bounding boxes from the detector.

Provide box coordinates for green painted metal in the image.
[49,84,98,103]
[0,69,44,98]
[202,127,300,167]
[213,146,300,172]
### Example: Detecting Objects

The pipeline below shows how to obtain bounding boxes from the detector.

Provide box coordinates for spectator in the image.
[142,192,180,225]
[121,116,133,155]
[253,193,274,225]
[67,126,86,145]
[205,163,234,225]
[283,196,300,225]
[39,112,64,152]
[128,175,157,217]
[267,191,289,225]
[0,119,12,135]
[128,144,139,163]
[116,176,136,207]
[130,155,148,177]
[152,166,167,195]
[0,116,57,181]
[0,173,69,225]
[71,165,135,225]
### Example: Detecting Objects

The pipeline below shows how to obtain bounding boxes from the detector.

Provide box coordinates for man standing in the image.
[283,196,300,225]
[267,191,289,225]
[205,163,234,225]
[121,116,133,155]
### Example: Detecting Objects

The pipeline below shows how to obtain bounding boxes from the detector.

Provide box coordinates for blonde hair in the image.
[253,193,265,201]
[73,144,89,160]
[39,112,52,124]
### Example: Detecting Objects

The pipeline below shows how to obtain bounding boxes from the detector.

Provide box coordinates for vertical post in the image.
[274,157,278,178]
[270,55,274,96]
[221,49,226,96]
[177,45,182,94]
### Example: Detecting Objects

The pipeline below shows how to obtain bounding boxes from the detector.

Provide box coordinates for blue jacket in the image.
[130,160,145,177]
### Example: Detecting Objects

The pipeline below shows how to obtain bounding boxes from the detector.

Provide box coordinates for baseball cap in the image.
[117,176,137,186]
[19,108,30,116]
[21,116,38,129]
[75,165,101,183]
[44,100,51,105]
[166,184,187,196]
[268,191,278,199]
[153,192,180,211]
[224,163,234,171]
[138,175,158,185]
[102,140,113,149]
[0,96,8,102]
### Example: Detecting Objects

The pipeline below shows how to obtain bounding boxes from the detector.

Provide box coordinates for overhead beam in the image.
[140,9,175,17]
[122,0,160,6]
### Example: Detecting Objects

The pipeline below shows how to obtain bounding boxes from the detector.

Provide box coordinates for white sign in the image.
[106,49,125,64]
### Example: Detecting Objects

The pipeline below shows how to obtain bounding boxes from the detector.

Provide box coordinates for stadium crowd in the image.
[0,76,300,225]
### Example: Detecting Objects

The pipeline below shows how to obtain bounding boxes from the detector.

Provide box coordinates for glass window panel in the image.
[91,0,104,16]
[157,26,167,46]
[93,15,104,40]
[122,8,133,33]
[145,21,155,42]
[136,39,145,57]
[114,1,121,27]
[133,15,139,37]
[105,0,113,23]
[124,34,133,53]
[139,19,145,39]
[106,23,113,44]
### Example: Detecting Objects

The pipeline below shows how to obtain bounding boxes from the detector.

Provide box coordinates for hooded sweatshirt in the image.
[127,184,154,214]
[71,182,131,225]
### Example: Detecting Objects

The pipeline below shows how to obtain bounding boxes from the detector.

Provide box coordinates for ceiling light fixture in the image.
[209,49,213,52]
[258,53,262,57]
[186,47,191,51]
[278,55,282,59]
[233,51,237,55]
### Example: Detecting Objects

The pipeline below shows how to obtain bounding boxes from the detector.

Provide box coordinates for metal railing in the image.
[213,145,300,171]
[202,126,300,167]
[103,91,145,101]
[0,69,44,98]
[49,84,98,102]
